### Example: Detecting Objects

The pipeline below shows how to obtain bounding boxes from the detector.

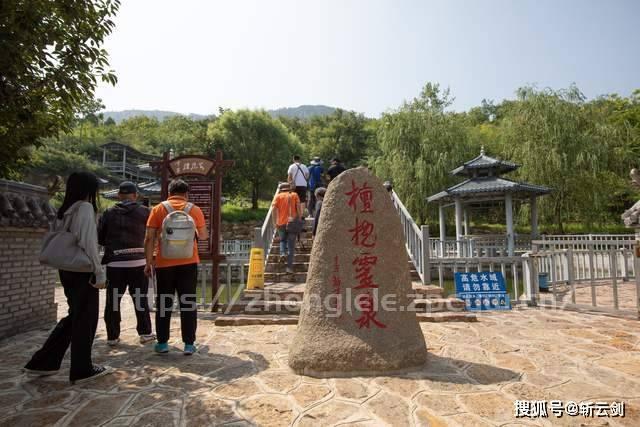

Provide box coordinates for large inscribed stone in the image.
[288,167,427,376]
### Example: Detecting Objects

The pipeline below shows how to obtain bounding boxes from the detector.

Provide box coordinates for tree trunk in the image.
[251,182,259,210]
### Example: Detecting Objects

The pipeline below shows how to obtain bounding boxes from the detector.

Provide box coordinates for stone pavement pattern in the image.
[0,287,638,426]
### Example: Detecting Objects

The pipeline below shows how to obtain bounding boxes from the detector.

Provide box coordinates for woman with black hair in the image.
[24,172,113,384]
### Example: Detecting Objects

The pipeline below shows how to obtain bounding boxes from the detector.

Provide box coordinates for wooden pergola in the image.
[427,148,551,256]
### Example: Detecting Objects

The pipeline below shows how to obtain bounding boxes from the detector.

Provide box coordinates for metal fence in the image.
[524,241,640,318]
[391,190,430,284]
[254,187,278,268]
[429,235,532,258]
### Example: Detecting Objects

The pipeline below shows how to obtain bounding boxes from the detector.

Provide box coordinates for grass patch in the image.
[222,198,269,223]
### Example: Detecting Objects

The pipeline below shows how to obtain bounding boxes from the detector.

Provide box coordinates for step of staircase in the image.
[215,315,299,326]
[416,312,477,322]
[268,247,312,256]
[264,272,307,283]
[218,300,301,315]
[214,312,477,326]
[267,253,310,263]
[413,298,466,313]
[265,262,310,273]
[412,283,445,299]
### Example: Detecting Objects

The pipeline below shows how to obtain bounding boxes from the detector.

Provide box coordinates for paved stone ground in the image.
[0,288,639,426]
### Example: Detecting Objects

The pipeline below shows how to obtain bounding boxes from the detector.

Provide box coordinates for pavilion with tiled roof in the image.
[427,147,551,256]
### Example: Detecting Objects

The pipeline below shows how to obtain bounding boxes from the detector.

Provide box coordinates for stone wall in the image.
[0,180,58,341]
[0,229,58,340]
[221,221,262,241]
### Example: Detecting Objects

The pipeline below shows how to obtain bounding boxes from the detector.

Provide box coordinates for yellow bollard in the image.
[247,248,265,290]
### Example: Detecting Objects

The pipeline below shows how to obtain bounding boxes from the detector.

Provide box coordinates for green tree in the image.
[371,83,473,223]
[207,110,299,209]
[305,109,372,166]
[0,0,121,178]
[498,85,612,232]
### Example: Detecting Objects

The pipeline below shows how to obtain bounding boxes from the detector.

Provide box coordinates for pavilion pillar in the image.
[505,193,514,256]
[102,148,106,166]
[530,196,539,240]
[455,198,463,257]
[463,209,470,236]
[438,204,446,257]
[122,147,127,178]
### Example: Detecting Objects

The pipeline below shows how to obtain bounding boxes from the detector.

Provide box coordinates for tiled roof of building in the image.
[450,148,519,177]
[0,180,56,228]
[101,180,161,200]
[427,176,551,203]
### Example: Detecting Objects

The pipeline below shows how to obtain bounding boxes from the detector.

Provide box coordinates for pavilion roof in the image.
[450,148,518,177]
[102,180,161,200]
[100,141,161,162]
[427,176,551,203]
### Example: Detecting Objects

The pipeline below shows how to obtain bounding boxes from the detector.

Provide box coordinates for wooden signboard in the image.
[150,151,234,311]
[186,181,213,256]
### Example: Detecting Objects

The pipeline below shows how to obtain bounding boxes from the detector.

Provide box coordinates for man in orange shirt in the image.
[271,182,302,274]
[144,179,207,355]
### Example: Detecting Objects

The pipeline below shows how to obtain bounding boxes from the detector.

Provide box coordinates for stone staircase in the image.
[216,220,476,326]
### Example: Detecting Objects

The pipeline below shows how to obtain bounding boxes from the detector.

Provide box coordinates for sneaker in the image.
[23,367,59,376]
[183,343,196,355]
[139,334,156,344]
[286,267,294,274]
[278,255,286,264]
[107,338,120,347]
[71,365,113,385]
[154,342,169,354]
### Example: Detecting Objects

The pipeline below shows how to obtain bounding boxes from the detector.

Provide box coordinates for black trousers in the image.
[308,189,317,217]
[155,263,198,345]
[25,270,98,381]
[104,266,152,340]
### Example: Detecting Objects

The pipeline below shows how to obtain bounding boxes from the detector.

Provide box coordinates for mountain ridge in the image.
[102,105,338,123]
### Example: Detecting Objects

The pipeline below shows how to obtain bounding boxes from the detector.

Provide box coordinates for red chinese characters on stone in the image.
[332,256,341,295]
[348,217,376,248]
[353,253,378,290]
[355,292,387,329]
[345,180,374,213]
[344,179,386,329]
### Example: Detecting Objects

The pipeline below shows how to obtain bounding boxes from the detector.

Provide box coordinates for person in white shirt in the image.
[287,155,310,216]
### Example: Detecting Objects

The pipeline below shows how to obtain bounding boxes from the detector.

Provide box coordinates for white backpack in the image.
[160,201,196,259]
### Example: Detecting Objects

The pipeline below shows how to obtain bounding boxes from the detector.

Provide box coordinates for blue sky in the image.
[95,0,640,117]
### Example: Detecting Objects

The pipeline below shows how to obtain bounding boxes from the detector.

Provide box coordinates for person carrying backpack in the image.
[271,182,302,274]
[144,179,207,355]
[287,155,310,216]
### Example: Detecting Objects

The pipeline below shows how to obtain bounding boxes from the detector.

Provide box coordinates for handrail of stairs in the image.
[253,187,279,267]
[391,190,431,285]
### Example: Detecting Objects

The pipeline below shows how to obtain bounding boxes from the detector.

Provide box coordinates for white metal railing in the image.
[430,235,531,258]
[391,190,430,284]
[197,262,247,306]
[523,244,640,318]
[221,239,252,261]
[535,235,635,251]
[254,187,279,267]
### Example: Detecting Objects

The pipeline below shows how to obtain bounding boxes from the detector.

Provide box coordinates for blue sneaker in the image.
[154,342,169,354]
[183,343,196,355]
